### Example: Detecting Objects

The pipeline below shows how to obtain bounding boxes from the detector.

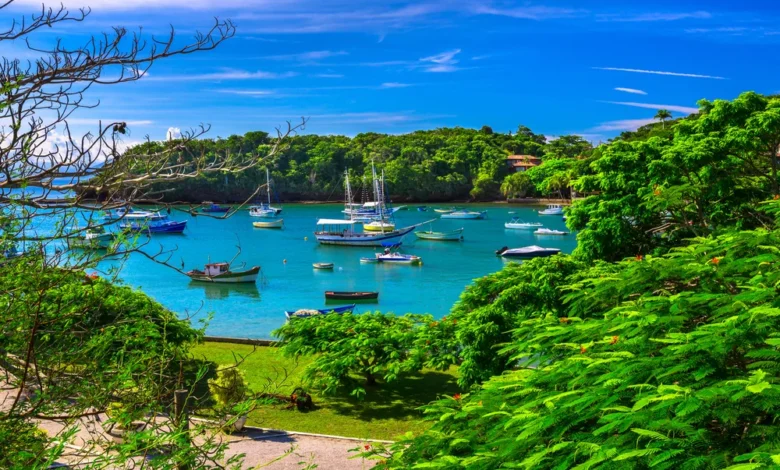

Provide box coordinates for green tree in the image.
[500,172,532,198]
[544,135,593,159]
[654,108,672,129]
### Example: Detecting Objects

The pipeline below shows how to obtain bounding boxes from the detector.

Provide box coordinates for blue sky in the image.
[5,0,780,143]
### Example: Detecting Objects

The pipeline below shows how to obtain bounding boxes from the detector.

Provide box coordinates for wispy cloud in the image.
[685,26,749,34]
[606,101,699,114]
[594,67,726,80]
[472,5,586,19]
[471,55,491,61]
[307,111,454,125]
[380,82,412,89]
[146,69,296,81]
[420,49,461,73]
[314,73,344,78]
[592,118,657,132]
[215,89,276,96]
[67,118,154,126]
[614,87,647,95]
[262,50,348,61]
[599,11,711,22]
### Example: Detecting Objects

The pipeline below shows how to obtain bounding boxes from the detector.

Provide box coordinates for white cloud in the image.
[216,89,276,96]
[263,50,348,61]
[380,82,412,88]
[146,69,296,82]
[614,87,647,95]
[420,49,461,73]
[600,11,711,22]
[306,111,454,125]
[166,127,182,141]
[686,27,750,34]
[606,101,699,114]
[594,67,726,80]
[314,73,344,78]
[473,5,585,19]
[591,118,657,132]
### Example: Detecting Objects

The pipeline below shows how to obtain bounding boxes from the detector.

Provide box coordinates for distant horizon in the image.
[5,0,778,147]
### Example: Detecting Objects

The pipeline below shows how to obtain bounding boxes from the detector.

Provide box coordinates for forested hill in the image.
[127,125,594,203]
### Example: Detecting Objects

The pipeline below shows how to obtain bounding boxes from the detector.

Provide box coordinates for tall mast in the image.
[266,167,271,206]
[344,169,353,220]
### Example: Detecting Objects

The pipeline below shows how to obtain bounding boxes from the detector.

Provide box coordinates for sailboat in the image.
[249,168,283,218]
[363,167,396,232]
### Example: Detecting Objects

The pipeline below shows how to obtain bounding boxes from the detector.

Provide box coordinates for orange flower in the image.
[364,444,371,451]
[580,346,587,354]
[712,257,721,265]
[774,194,780,200]
[635,254,643,261]
[610,336,619,345]
[453,393,462,400]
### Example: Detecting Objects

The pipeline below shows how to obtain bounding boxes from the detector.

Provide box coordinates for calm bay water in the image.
[102,204,576,339]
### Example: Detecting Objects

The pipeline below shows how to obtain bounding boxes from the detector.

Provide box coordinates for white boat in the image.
[103,207,167,221]
[69,226,114,249]
[505,217,543,230]
[186,262,261,283]
[434,207,459,214]
[364,243,422,265]
[253,219,284,229]
[364,220,396,232]
[495,245,561,259]
[314,219,417,247]
[538,204,564,216]
[441,210,487,220]
[535,228,569,236]
[249,168,282,217]
[415,227,464,241]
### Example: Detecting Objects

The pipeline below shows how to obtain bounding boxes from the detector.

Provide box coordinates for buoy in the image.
[304,237,308,241]
[283,259,287,264]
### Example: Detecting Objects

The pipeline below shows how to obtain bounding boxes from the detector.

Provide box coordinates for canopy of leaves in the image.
[372,220,780,469]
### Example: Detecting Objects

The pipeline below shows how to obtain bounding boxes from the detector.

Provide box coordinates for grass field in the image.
[190,341,460,441]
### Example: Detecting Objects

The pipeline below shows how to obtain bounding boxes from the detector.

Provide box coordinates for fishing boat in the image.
[441,210,487,220]
[538,204,564,216]
[415,227,464,241]
[186,262,261,283]
[69,226,114,249]
[325,291,379,301]
[313,262,334,270]
[284,304,356,320]
[363,243,422,265]
[505,217,543,230]
[315,219,419,247]
[120,220,186,234]
[253,219,284,229]
[363,220,396,232]
[103,207,167,221]
[434,207,458,214]
[535,228,569,236]
[249,168,283,217]
[200,202,230,213]
[495,245,561,259]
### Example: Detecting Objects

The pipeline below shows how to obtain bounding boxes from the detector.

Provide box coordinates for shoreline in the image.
[123,198,573,207]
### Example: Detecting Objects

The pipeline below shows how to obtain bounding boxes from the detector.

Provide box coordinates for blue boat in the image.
[201,202,230,213]
[120,220,187,234]
[417,206,428,212]
[284,304,356,320]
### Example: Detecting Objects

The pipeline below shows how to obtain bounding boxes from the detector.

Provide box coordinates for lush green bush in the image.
[273,312,431,399]
[365,225,780,469]
[208,365,249,408]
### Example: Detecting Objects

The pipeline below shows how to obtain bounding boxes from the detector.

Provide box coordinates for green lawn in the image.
[190,341,460,441]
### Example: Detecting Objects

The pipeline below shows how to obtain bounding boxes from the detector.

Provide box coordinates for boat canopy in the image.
[316,219,359,225]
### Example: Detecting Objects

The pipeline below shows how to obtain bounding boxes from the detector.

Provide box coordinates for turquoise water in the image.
[102,204,577,339]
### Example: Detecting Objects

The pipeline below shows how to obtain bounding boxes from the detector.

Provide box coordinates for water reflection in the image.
[186,282,261,300]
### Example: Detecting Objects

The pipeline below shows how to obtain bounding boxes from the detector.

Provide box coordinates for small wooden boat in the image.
[69,226,114,249]
[313,262,334,269]
[363,220,396,232]
[539,204,564,215]
[415,227,464,241]
[434,207,458,214]
[325,291,378,301]
[495,245,561,259]
[535,228,569,236]
[201,202,230,213]
[285,304,356,320]
[120,220,186,234]
[505,217,543,230]
[186,263,261,283]
[253,219,284,229]
[441,210,487,220]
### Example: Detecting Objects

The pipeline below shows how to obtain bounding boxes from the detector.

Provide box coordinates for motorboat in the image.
[252,219,284,229]
[504,217,543,230]
[535,228,569,236]
[69,226,114,249]
[284,304,356,320]
[433,207,459,214]
[325,291,379,301]
[200,202,230,213]
[363,242,422,265]
[538,204,565,216]
[440,210,487,220]
[186,262,261,283]
[495,245,561,259]
[363,220,396,232]
[120,220,186,234]
[414,227,464,241]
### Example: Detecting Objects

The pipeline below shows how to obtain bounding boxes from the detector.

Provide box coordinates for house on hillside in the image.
[506,155,542,173]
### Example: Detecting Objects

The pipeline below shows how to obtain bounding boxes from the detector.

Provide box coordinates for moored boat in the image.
[434,207,459,214]
[69,226,114,249]
[534,228,569,236]
[495,245,561,259]
[313,262,334,269]
[505,217,543,230]
[200,202,230,213]
[414,227,464,241]
[441,210,487,220]
[249,168,283,217]
[363,243,422,265]
[363,220,396,232]
[120,220,186,234]
[284,304,356,320]
[314,219,419,247]
[325,291,379,301]
[104,207,167,221]
[417,206,428,212]
[186,262,261,283]
[252,219,284,229]
[538,204,565,216]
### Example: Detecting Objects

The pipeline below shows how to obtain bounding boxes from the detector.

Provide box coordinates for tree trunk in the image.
[365,372,377,387]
